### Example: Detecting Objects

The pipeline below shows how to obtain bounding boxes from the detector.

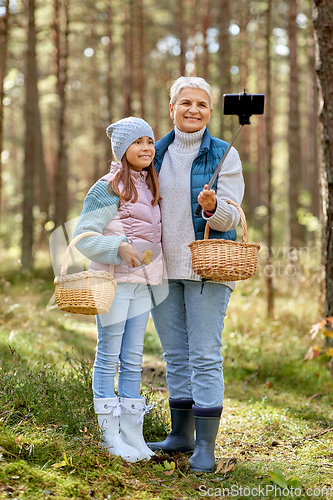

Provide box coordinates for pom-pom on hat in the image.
[106,117,155,161]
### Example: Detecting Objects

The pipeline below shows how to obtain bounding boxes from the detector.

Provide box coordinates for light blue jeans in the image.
[93,283,152,399]
[151,280,231,408]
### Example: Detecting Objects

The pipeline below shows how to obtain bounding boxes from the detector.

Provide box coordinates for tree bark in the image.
[34,85,49,222]
[153,86,161,140]
[104,0,114,164]
[288,0,304,248]
[90,18,104,184]
[255,29,265,205]
[238,2,253,218]
[0,0,10,221]
[246,27,265,218]
[53,0,69,229]
[265,0,274,317]
[34,86,51,248]
[177,0,186,75]
[312,0,333,350]
[306,25,319,218]
[22,0,37,269]
[137,0,145,119]
[122,0,134,116]
[217,0,231,139]
[201,0,210,81]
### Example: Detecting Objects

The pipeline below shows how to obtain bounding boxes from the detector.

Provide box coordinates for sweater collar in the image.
[154,127,211,167]
[172,126,206,151]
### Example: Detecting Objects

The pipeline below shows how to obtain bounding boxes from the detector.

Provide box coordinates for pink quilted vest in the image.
[90,162,163,285]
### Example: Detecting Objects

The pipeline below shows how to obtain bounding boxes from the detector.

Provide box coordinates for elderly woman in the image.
[148,76,244,472]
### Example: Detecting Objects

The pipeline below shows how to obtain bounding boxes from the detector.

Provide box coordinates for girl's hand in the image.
[198,184,217,212]
[118,242,144,268]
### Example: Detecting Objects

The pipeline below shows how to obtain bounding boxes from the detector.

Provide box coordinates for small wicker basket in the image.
[54,231,117,315]
[188,200,260,282]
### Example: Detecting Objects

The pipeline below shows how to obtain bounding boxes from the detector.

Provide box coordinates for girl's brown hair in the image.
[108,157,161,206]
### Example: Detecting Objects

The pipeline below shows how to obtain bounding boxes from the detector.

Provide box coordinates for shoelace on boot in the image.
[104,401,129,418]
[135,403,154,425]
[104,400,154,424]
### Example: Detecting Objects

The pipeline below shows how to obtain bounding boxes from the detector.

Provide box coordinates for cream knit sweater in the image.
[158,126,244,290]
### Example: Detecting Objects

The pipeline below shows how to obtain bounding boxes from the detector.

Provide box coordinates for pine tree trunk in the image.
[34,90,51,248]
[201,0,210,81]
[188,0,197,75]
[0,0,10,221]
[177,0,186,75]
[22,0,37,269]
[105,0,114,164]
[239,4,252,218]
[153,86,161,140]
[53,0,69,229]
[138,0,145,119]
[265,0,274,317]
[35,86,49,221]
[306,26,319,218]
[312,0,333,350]
[90,20,104,184]
[254,28,265,210]
[93,113,104,184]
[217,0,231,138]
[122,0,134,116]
[288,0,304,248]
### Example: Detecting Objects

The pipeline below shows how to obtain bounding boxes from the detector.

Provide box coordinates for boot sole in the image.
[148,446,194,454]
[190,465,215,472]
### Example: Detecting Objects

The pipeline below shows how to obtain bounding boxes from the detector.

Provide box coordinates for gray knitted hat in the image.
[106,117,155,161]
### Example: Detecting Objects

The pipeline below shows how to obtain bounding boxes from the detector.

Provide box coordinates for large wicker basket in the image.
[188,200,260,282]
[54,231,117,315]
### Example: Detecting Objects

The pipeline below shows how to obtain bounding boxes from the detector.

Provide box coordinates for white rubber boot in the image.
[119,397,155,460]
[94,397,142,462]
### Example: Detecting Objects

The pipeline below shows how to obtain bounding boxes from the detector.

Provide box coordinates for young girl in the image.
[73,117,162,462]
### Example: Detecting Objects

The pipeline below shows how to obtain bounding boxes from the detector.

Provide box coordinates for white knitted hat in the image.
[106,117,155,161]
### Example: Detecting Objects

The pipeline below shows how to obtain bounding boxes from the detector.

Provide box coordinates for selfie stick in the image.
[194,124,243,217]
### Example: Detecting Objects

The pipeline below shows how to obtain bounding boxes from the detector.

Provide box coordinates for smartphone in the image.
[223,92,265,124]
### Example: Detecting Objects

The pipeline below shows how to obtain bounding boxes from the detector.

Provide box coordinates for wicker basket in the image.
[188,200,260,282]
[54,231,117,315]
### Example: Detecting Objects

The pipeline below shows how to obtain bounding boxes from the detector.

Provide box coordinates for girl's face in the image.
[125,136,155,171]
[170,87,212,133]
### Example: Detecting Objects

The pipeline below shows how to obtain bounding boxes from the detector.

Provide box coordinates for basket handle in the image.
[203,200,248,244]
[60,231,102,276]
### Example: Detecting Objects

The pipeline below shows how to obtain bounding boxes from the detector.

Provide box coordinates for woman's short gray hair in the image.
[169,76,213,109]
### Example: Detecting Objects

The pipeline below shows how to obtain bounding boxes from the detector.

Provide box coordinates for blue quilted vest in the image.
[153,128,237,242]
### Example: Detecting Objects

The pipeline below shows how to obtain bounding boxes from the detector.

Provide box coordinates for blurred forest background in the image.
[0,0,332,316]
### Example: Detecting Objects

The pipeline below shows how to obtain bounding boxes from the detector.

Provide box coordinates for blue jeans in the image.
[151,280,231,408]
[93,283,151,399]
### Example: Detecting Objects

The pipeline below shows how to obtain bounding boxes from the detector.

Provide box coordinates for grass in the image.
[0,258,333,499]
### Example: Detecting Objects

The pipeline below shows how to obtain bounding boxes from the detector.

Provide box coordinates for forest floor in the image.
[0,261,333,500]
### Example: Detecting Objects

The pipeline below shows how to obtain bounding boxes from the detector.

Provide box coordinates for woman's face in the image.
[170,87,212,133]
